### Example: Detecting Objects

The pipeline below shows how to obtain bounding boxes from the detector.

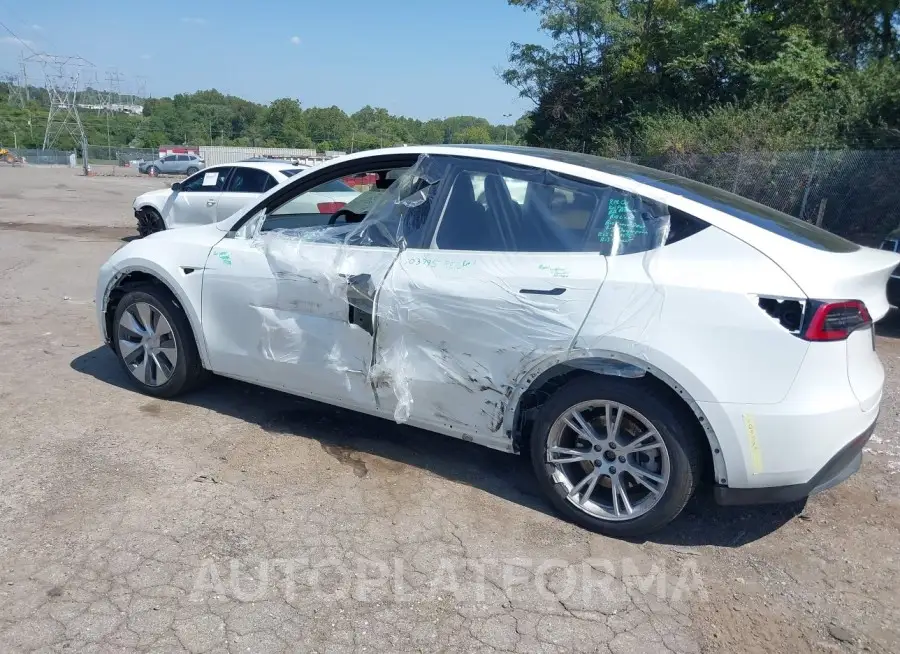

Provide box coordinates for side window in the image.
[180,167,232,192]
[162,155,176,163]
[434,164,679,254]
[261,170,401,231]
[227,167,274,194]
[175,155,189,162]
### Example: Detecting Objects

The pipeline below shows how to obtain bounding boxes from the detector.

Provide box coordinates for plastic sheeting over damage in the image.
[252,154,671,447]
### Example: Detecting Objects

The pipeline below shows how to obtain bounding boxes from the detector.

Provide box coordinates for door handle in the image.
[206,200,217,207]
[519,287,566,296]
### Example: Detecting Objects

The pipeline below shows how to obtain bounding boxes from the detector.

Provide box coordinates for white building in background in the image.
[77,103,144,115]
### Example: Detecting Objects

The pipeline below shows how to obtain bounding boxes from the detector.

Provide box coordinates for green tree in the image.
[503,0,900,154]
[452,125,493,144]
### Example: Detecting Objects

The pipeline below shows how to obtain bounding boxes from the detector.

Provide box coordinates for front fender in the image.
[100,258,212,369]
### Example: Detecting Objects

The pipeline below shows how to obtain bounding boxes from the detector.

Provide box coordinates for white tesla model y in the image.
[95,145,898,537]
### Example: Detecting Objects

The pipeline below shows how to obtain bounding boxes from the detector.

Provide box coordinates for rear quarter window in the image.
[628,172,860,253]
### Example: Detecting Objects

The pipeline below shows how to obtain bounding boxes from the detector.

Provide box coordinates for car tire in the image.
[136,207,165,238]
[147,165,159,177]
[186,166,198,175]
[530,375,703,538]
[112,286,209,398]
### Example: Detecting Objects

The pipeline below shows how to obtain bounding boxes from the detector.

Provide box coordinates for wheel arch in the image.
[101,264,210,369]
[505,352,728,485]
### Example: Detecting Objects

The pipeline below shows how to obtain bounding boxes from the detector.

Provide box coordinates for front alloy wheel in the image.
[117,301,178,386]
[111,286,208,397]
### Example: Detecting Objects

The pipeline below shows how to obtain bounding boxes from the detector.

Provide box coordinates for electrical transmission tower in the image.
[96,69,126,158]
[3,72,21,106]
[5,54,29,108]
[102,68,124,113]
[134,76,148,104]
[26,53,94,151]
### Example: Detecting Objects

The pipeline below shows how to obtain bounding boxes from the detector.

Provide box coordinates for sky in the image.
[0,0,551,124]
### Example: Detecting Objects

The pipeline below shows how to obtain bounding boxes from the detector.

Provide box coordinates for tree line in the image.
[503,0,900,155]
[0,84,526,152]
[4,1,898,158]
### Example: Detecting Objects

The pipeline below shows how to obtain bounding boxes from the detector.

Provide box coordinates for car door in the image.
[159,155,178,174]
[164,166,233,228]
[199,153,423,410]
[215,166,276,221]
[174,154,190,173]
[373,157,612,443]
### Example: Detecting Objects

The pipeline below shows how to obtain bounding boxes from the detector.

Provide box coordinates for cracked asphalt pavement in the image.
[0,167,898,653]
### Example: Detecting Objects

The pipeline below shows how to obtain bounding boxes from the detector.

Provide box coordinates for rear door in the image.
[174,154,190,173]
[373,158,609,439]
[165,166,233,228]
[215,166,276,221]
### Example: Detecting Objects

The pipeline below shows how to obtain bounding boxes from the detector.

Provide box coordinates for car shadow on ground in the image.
[71,346,799,547]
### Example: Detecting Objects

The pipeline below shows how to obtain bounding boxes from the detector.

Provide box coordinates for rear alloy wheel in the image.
[186,166,198,175]
[531,376,702,537]
[112,287,208,397]
[136,207,165,237]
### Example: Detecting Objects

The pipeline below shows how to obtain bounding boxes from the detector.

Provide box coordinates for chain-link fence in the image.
[629,149,900,240]
[83,145,158,166]
[9,148,75,165]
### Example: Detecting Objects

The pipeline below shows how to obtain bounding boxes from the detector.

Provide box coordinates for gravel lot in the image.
[0,165,898,654]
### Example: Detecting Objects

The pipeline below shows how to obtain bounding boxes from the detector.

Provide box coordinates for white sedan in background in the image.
[132,160,359,236]
[99,144,897,537]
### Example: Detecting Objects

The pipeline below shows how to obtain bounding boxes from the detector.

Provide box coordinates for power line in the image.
[0,19,38,55]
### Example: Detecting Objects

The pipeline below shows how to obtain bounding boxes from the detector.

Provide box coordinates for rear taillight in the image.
[317,202,345,214]
[802,300,871,341]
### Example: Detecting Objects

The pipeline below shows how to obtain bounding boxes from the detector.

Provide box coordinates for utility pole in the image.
[503,113,513,144]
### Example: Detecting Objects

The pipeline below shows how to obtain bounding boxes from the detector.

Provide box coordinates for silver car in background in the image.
[138,153,206,176]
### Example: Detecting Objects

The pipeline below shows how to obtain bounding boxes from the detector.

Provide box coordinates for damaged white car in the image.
[96,145,897,537]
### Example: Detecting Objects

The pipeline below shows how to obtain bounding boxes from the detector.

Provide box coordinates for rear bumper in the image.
[714,418,875,505]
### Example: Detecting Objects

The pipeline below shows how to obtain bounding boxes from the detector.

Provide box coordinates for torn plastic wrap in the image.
[249,155,448,406]
[253,153,671,448]
[371,165,671,442]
